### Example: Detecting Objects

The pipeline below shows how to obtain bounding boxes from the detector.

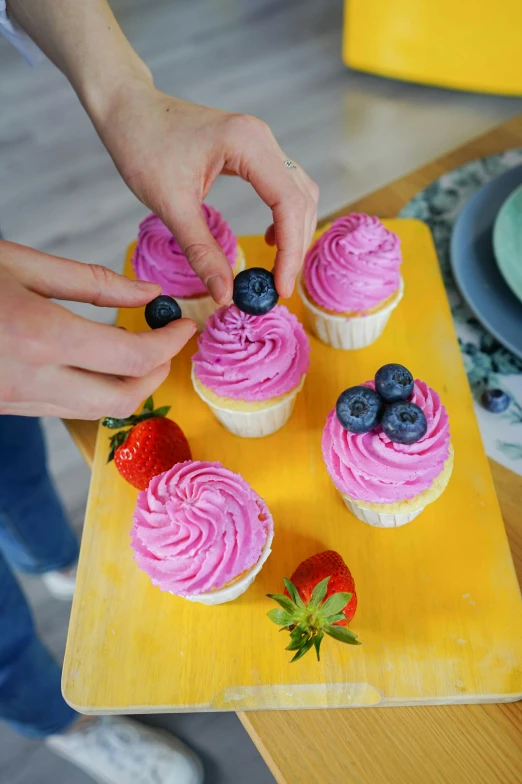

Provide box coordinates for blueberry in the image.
[382,401,428,444]
[336,386,384,433]
[481,388,510,413]
[233,268,279,315]
[375,363,414,403]
[145,295,182,329]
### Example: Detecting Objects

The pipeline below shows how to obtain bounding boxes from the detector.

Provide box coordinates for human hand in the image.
[0,240,196,418]
[93,82,319,304]
[6,0,317,303]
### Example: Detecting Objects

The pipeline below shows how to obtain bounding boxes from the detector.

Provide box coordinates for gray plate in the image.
[450,165,522,360]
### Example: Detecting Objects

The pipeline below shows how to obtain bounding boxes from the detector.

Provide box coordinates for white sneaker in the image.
[46,716,204,784]
[42,565,77,600]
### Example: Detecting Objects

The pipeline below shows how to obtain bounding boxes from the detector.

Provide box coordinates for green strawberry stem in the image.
[267,576,361,663]
[102,396,171,463]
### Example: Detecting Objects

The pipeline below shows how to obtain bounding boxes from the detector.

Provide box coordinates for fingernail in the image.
[135,280,160,291]
[207,274,227,303]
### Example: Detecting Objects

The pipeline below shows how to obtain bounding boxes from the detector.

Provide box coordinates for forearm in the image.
[7,0,152,122]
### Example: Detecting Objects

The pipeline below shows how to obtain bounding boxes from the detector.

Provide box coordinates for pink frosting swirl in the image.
[304,213,402,313]
[322,380,450,504]
[192,304,310,402]
[131,461,273,596]
[132,204,238,298]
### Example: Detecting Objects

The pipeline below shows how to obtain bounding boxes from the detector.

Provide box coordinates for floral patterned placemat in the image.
[399,149,522,476]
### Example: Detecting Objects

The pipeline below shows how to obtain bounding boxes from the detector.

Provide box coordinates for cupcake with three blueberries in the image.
[299,213,404,350]
[131,460,274,605]
[322,364,453,527]
[192,268,310,438]
[131,203,246,331]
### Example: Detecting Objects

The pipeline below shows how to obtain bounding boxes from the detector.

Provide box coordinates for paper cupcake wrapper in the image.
[341,494,424,528]
[192,370,305,439]
[182,528,274,605]
[298,277,404,350]
[178,248,246,331]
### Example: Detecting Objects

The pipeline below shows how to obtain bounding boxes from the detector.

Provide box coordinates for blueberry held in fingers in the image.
[233,268,279,315]
[336,386,384,433]
[481,388,510,413]
[375,363,414,403]
[145,295,182,329]
[382,401,427,444]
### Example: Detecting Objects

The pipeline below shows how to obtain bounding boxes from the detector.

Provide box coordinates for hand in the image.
[0,240,196,418]
[93,81,319,304]
[6,0,318,304]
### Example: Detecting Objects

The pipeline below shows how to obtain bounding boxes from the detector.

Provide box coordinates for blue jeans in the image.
[0,416,79,738]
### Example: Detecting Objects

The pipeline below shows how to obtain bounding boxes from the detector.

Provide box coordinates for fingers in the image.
[7,361,173,420]
[3,288,196,378]
[159,203,234,305]
[237,143,318,298]
[0,240,160,306]
[50,305,197,377]
[300,169,319,251]
[0,241,195,420]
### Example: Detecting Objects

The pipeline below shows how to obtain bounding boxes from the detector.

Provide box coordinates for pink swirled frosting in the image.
[192,304,310,402]
[322,380,450,504]
[304,213,402,313]
[131,461,273,596]
[132,204,238,298]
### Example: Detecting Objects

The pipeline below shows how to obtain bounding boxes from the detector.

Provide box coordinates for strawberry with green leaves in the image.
[102,396,191,491]
[267,550,360,662]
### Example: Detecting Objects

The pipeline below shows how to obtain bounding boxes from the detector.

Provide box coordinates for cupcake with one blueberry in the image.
[322,364,453,527]
[131,204,245,331]
[192,268,310,438]
[131,460,274,605]
[299,214,404,350]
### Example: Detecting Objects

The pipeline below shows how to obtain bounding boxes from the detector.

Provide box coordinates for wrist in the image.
[79,55,154,130]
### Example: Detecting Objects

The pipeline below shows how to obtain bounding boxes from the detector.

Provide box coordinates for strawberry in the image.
[286,550,358,625]
[102,396,191,490]
[267,550,360,662]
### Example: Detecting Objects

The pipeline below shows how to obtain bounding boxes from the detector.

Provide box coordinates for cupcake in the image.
[131,204,245,330]
[322,365,453,527]
[192,304,310,438]
[131,460,274,605]
[299,213,404,350]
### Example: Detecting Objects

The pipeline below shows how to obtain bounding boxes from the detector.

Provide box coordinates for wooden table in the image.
[65,116,522,784]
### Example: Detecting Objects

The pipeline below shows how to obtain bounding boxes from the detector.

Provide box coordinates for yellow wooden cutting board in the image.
[63,219,522,712]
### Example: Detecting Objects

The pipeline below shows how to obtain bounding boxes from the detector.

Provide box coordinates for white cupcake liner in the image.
[341,494,424,528]
[191,369,305,439]
[178,249,246,331]
[298,277,404,350]
[182,528,274,605]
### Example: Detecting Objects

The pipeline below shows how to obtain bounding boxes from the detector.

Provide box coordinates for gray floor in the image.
[1,0,522,782]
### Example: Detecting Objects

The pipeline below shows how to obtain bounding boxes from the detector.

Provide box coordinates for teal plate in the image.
[493,183,522,303]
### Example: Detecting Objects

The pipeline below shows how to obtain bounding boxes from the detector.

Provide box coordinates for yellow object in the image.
[343,0,522,96]
[63,221,522,713]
